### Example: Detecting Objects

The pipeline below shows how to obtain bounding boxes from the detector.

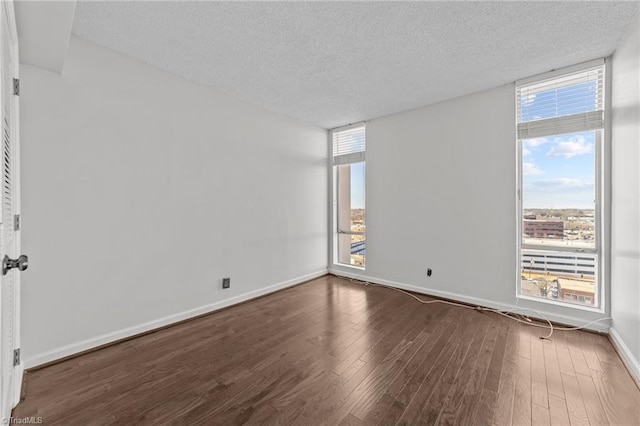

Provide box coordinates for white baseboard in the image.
[24,269,328,369]
[329,268,610,333]
[609,327,640,385]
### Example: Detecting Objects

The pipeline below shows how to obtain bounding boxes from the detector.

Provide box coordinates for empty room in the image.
[0,0,638,424]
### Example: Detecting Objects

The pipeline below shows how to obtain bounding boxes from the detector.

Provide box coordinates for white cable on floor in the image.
[333,274,612,340]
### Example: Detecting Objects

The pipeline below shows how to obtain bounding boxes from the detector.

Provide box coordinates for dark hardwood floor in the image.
[13,275,640,425]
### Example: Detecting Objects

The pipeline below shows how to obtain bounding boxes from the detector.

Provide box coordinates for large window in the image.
[332,124,366,267]
[516,60,605,310]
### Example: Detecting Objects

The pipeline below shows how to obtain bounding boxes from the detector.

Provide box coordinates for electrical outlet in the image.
[222,277,231,289]
[427,268,432,277]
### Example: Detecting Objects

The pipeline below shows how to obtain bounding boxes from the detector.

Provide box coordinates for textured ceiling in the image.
[72,1,639,129]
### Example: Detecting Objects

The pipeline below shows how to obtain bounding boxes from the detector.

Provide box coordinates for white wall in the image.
[15,0,76,73]
[20,37,328,367]
[611,11,640,378]
[331,82,611,329]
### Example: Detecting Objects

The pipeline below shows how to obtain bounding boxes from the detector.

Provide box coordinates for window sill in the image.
[332,263,366,272]
[516,293,605,314]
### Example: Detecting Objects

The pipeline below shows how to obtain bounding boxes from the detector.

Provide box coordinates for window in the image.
[332,124,366,267]
[516,60,605,309]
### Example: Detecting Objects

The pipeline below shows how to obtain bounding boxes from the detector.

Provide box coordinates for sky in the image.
[350,162,365,209]
[520,73,599,210]
[522,131,596,209]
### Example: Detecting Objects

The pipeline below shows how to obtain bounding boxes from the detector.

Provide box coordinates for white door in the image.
[0,0,22,419]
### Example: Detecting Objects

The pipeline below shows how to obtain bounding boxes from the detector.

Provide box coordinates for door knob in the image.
[3,254,28,276]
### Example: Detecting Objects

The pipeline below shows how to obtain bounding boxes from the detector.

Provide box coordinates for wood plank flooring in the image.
[13,275,640,425]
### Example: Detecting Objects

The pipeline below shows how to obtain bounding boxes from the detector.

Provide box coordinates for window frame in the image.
[330,123,366,270]
[515,59,608,313]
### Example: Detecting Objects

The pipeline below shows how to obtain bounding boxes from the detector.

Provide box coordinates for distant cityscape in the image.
[350,209,365,267]
[521,209,597,307]
[523,208,595,244]
[344,209,367,267]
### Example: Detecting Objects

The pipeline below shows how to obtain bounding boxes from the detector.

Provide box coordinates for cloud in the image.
[521,93,536,106]
[523,162,543,175]
[546,135,592,159]
[522,137,548,158]
[524,137,549,148]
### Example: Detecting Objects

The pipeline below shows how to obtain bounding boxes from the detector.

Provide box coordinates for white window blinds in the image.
[332,124,365,165]
[516,62,604,139]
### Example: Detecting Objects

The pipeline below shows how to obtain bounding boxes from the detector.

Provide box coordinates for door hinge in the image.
[13,78,19,96]
[14,214,20,231]
[13,348,20,366]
